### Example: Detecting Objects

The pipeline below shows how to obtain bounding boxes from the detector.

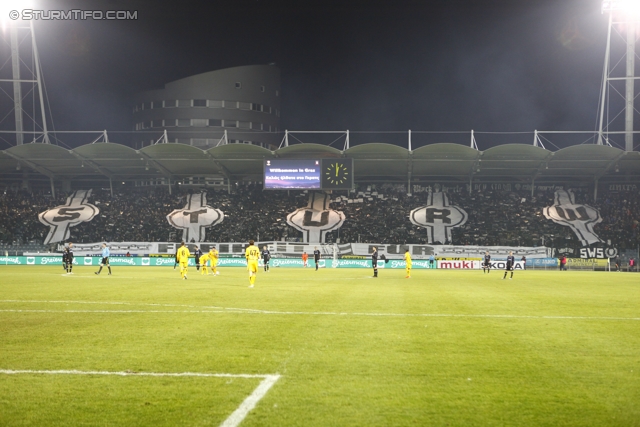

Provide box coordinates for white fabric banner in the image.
[166,192,224,243]
[59,241,551,259]
[410,192,468,244]
[38,190,99,244]
[287,192,345,243]
[543,190,602,246]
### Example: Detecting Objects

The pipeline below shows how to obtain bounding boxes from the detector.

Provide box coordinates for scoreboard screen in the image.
[264,159,321,189]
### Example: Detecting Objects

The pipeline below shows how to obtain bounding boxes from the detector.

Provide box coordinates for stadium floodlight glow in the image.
[0,0,33,31]
[598,0,640,151]
[602,0,640,16]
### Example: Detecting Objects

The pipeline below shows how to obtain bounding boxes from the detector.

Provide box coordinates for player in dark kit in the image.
[503,251,515,280]
[372,247,379,278]
[371,247,387,277]
[262,246,271,272]
[62,247,69,272]
[63,242,74,274]
[313,246,321,271]
[193,246,203,271]
[483,251,491,274]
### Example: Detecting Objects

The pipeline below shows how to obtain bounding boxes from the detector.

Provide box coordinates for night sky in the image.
[2,0,614,149]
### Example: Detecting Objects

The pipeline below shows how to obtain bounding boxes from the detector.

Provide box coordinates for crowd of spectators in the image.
[1,184,638,251]
[0,190,58,246]
[593,192,640,249]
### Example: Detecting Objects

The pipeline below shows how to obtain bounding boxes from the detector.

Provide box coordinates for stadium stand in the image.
[2,184,638,253]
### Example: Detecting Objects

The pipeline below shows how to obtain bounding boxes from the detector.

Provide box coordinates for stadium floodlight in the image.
[602,0,640,15]
[0,0,33,31]
[0,0,49,146]
[598,0,640,151]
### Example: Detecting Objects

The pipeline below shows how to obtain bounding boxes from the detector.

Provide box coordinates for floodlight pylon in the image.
[598,1,640,151]
[0,18,50,145]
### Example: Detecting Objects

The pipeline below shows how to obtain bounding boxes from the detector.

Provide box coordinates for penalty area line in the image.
[0,369,281,427]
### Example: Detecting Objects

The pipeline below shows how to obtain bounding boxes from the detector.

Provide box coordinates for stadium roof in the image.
[1,142,639,185]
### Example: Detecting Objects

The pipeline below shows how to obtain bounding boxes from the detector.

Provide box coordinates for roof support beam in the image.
[206,152,233,182]
[468,152,483,194]
[69,150,114,179]
[407,153,413,194]
[3,150,55,179]
[136,150,173,194]
[531,152,555,184]
[595,151,627,180]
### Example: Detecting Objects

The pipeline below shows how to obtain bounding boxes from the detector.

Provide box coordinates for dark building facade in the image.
[133,65,280,149]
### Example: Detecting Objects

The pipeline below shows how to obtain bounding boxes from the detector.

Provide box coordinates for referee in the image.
[95,243,112,275]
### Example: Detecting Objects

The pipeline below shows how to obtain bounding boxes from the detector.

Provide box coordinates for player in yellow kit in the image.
[209,247,219,275]
[245,239,260,288]
[177,241,191,280]
[199,251,210,275]
[404,249,412,278]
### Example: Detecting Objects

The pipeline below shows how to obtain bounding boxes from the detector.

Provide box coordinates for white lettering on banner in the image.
[336,259,381,268]
[60,242,153,255]
[220,259,248,267]
[38,190,99,244]
[579,247,618,259]
[109,258,136,265]
[410,192,468,244]
[390,260,405,269]
[608,184,637,191]
[436,260,524,270]
[40,257,62,265]
[287,192,344,243]
[438,261,480,269]
[166,193,224,243]
[154,258,175,266]
[488,261,525,270]
[0,257,21,264]
[412,184,465,194]
[271,259,302,267]
[390,260,431,269]
[56,241,553,260]
[543,190,602,246]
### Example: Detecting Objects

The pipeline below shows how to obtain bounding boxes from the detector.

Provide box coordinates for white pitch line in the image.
[0,369,281,427]
[0,369,270,378]
[220,375,281,427]
[0,300,255,312]
[0,308,639,321]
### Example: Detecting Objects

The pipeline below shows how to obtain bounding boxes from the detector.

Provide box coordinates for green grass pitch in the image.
[1,265,639,426]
